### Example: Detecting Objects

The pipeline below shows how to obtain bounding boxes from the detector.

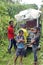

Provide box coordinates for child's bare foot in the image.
[20,63,23,65]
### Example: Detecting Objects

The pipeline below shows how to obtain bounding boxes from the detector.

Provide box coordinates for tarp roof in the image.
[15,9,42,21]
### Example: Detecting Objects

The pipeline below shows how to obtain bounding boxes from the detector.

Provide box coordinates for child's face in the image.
[19,32,23,36]
[34,29,37,34]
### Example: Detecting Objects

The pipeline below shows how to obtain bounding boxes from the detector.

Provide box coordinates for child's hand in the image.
[17,40,20,43]
[17,39,22,43]
[20,39,22,41]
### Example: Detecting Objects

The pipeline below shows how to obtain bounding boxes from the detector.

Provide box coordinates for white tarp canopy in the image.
[15,9,42,22]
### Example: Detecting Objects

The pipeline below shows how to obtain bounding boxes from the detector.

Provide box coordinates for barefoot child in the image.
[14,30,25,65]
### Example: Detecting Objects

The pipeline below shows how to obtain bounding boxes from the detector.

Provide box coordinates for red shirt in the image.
[8,26,14,39]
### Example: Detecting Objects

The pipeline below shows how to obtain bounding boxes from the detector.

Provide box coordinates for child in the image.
[14,30,25,65]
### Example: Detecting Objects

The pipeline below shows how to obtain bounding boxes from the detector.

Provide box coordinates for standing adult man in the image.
[7,20,16,53]
[30,27,40,65]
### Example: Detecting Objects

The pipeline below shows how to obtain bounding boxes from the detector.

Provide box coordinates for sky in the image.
[20,0,42,4]
[12,0,43,9]
[12,0,43,5]
[20,0,43,9]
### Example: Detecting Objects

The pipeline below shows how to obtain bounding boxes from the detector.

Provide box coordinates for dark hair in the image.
[9,20,13,24]
[34,27,39,30]
[19,30,24,34]
[34,27,40,31]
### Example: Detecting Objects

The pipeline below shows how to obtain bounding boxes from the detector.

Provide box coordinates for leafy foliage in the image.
[0,0,43,65]
[0,0,39,44]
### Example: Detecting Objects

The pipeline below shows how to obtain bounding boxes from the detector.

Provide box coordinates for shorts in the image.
[16,48,24,56]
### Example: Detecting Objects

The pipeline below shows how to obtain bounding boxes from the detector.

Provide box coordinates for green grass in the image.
[0,20,43,65]
[0,36,43,65]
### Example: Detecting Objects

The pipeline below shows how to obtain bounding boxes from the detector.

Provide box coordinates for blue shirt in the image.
[16,35,24,49]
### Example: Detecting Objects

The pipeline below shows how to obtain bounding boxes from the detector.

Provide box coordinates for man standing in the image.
[7,20,16,53]
[30,27,40,65]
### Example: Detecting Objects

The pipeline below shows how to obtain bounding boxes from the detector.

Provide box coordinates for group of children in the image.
[7,20,40,65]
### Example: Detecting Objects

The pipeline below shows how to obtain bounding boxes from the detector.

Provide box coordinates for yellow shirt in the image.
[19,28,28,43]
